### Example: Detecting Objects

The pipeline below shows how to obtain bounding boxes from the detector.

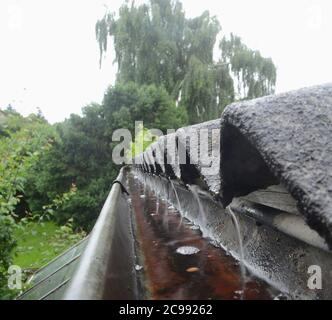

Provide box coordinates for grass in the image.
[13,221,82,270]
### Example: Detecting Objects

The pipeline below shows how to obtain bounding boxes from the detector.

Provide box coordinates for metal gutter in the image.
[136,170,332,299]
[64,167,138,300]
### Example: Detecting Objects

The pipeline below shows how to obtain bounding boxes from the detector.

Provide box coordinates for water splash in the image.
[156,196,160,215]
[162,192,170,231]
[188,185,207,224]
[170,180,182,212]
[170,180,184,228]
[227,205,246,299]
[143,175,147,195]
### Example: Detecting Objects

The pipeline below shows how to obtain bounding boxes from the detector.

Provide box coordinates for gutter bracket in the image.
[112,180,130,196]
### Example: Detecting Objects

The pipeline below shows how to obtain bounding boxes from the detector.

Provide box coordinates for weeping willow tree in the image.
[220,33,277,99]
[96,0,277,124]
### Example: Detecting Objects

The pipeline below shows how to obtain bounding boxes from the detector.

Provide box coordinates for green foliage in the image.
[220,33,276,99]
[0,112,56,216]
[127,123,158,159]
[0,111,87,299]
[103,82,187,133]
[0,214,16,299]
[39,184,77,222]
[21,104,116,231]
[97,0,187,93]
[32,83,187,231]
[182,56,219,123]
[54,178,111,231]
[96,0,276,124]
[14,220,86,270]
[0,111,56,299]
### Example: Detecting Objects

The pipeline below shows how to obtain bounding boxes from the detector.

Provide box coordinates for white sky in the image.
[0,0,331,123]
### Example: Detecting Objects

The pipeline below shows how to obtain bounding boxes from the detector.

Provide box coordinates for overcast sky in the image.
[1,0,331,123]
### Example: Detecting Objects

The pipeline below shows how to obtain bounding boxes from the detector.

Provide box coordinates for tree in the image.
[103,82,187,133]
[24,104,115,231]
[96,0,276,124]
[24,83,186,232]
[220,33,277,99]
[0,112,56,298]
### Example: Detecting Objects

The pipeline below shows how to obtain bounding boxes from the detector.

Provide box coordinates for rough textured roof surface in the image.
[177,119,221,195]
[220,83,332,248]
[134,83,332,248]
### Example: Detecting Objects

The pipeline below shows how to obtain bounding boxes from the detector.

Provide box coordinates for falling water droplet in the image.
[227,206,246,300]
[188,185,207,224]
[156,197,160,214]
[170,180,183,228]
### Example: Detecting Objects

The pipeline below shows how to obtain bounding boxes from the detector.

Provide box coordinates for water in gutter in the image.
[129,173,280,299]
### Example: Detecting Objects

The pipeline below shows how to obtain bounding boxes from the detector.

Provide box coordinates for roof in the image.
[221,83,332,248]
[17,237,89,300]
[136,83,332,249]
